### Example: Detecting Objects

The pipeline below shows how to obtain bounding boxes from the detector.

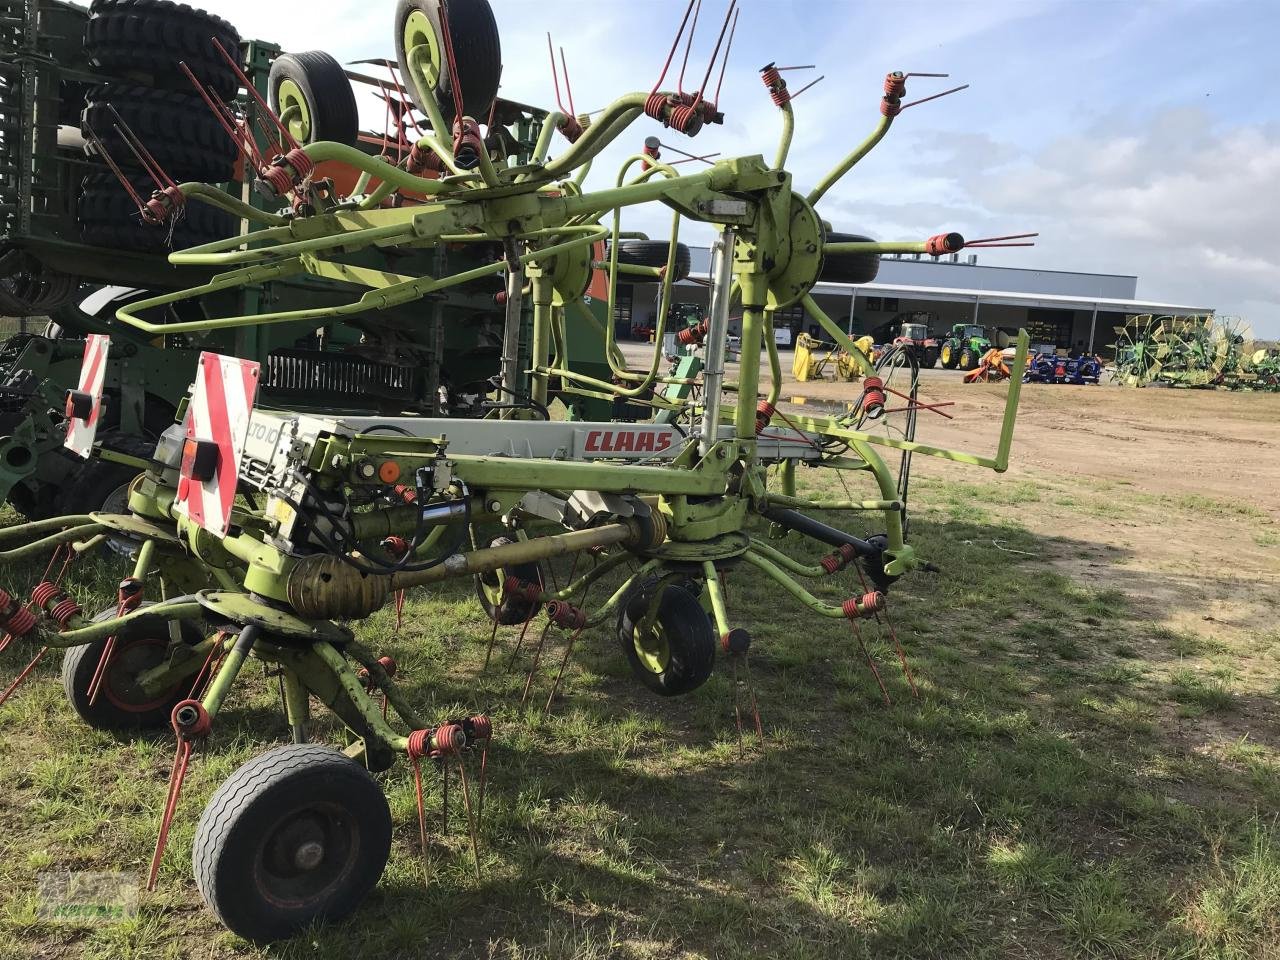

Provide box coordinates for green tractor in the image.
[939,323,992,371]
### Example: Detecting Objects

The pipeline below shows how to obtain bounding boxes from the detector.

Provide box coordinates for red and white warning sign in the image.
[64,334,111,459]
[174,352,261,538]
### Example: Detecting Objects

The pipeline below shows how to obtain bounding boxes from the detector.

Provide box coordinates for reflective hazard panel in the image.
[174,352,261,538]
[64,334,111,459]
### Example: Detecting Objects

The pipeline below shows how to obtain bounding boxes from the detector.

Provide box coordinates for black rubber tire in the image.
[959,348,977,371]
[269,51,359,147]
[940,343,957,370]
[61,602,203,730]
[193,744,392,944]
[821,232,881,285]
[394,0,502,122]
[78,172,238,253]
[922,347,939,369]
[82,84,238,184]
[617,579,716,697]
[607,241,693,283]
[475,536,543,625]
[85,0,242,102]
[31,433,158,520]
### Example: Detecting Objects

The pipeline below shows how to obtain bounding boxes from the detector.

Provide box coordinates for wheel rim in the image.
[253,801,359,908]
[404,10,444,94]
[941,345,951,364]
[276,78,311,144]
[101,637,181,713]
[633,622,671,674]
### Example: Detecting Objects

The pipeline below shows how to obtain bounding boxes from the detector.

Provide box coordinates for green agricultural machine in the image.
[939,323,992,371]
[0,0,1035,943]
[0,0,621,517]
[1111,314,1261,388]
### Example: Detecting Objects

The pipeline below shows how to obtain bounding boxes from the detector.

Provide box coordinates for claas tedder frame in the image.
[0,0,1032,942]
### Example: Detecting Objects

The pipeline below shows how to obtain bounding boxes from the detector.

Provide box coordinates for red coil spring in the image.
[557,114,584,143]
[382,536,410,560]
[49,597,81,629]
[2,605,36,639]
[283,147,314,181]
[884,72,907,98]
[378,655,398,678]
[862,376,886,416]
[31,581,60,609]
[925,233,965,256]
[504,577,542,604]
[820,553,844,575]
[142,186,184,226]
[546,601,587,630]
[452,118,485,170]
[469,714,493,741]
[259,163,294,197]
[644,91,672,122]
[0,588,13,612]
[406,728,432,760]
[760,65,790,107]
[677,318,710,346]
[407,141,445,176]
[669,103,701,135]
[434,723,465,756]
[392,484,418,504]
[755,401,776,436]
[843,592,887,619]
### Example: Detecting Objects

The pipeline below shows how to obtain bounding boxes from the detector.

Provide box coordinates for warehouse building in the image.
[614,248,1214,355]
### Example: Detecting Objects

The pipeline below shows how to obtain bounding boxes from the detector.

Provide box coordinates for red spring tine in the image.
[106,103,178,190]
[712,3,741,106]
[547,33,566,114]
[179,61,252,165]
[83,124,148,211]
[209,36,301,152]
[651,0,699,94]
[900,83,970,111]
[788,74,826,102]
[560,46,577,119]
[437,0,467,121]
[677,0,703,97]
[692,0,737,110]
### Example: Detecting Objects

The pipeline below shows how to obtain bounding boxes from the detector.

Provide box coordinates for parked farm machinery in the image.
[1023,352,1103,385]
[1111,314,1266,389]
[0,0,1035,943]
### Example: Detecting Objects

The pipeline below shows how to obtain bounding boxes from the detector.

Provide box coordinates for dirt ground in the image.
[783,365,1280,679]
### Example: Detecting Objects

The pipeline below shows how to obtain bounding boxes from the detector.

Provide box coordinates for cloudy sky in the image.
[212,0,1279,335]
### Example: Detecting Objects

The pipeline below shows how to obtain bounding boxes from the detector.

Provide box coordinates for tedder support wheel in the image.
[617,579,716,696]
[820,231,881,285]
[269,51,359,147]
[193,744,392,944]
[475,535,543,625]
[395,0,502,123]
[61,603,203,730]
[959,348,977,371]
[606,240,693,282]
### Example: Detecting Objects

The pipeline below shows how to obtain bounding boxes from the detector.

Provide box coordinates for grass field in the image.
[0,385,1278,959]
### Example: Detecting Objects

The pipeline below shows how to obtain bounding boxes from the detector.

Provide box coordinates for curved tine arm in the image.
[807,115,893,207]
[775,102,795,170]
[115,259,309,334]
[0,515,95,549]
[0,524,108,564]
[180,183,288,226]
[36,601,206,649]
[802,294,877,379]
[169,221,415,268]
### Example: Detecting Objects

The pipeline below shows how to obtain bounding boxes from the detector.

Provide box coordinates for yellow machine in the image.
[793,332,875,382]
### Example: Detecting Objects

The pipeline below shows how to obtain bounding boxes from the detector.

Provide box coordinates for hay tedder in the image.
[0,0,1033,942]
[1111,314,1268,389]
